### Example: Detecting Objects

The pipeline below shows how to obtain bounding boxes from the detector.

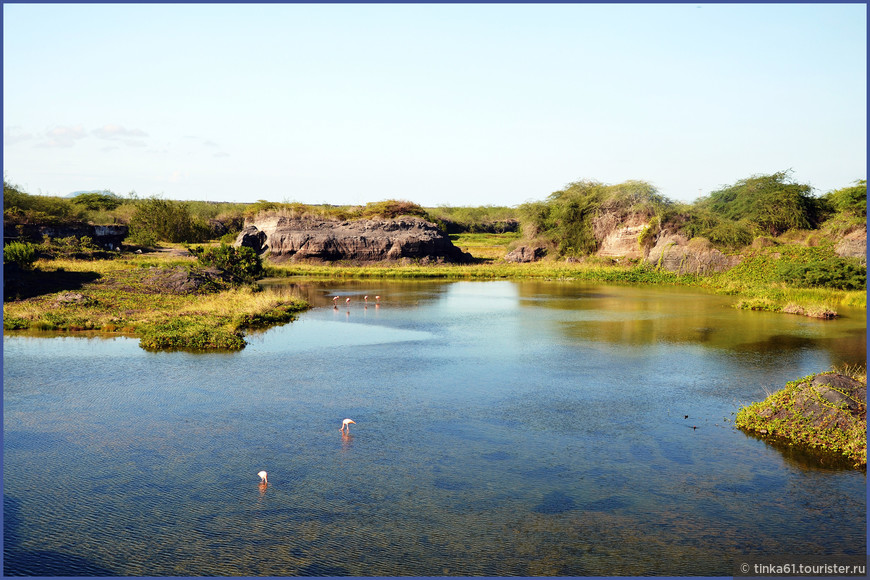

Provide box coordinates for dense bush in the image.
[823,180,866,217]
[775,258,866,291]
[4,181,85,224]
[189,243,264,282]
[128,196,211,245]
[698,171,823,236]
[361,199,429,220]
[680,209,755,249]
[3,241,38,269]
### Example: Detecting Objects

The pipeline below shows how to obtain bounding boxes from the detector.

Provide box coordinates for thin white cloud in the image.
[213,151,230,158]
[37,125,87,148]
[93,124,149,141]
[203,139,219,148]
[4,126,33,146]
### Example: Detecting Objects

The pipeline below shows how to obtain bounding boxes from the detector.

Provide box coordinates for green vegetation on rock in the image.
[735,370,867,468]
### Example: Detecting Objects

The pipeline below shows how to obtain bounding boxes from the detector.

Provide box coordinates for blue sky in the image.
[3,2,866,206]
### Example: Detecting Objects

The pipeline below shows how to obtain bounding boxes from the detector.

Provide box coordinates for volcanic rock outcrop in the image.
[235,216,472,263]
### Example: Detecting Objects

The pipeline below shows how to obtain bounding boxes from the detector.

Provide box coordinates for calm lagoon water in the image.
[3,280,866,576]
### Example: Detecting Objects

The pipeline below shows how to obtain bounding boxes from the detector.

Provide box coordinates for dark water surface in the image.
[3,280,866,576]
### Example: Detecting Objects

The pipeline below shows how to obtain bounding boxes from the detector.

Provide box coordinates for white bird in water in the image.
[258,470,268,484]
[375,295,380,303]
[340,418,356,433]
[345,297,351,306]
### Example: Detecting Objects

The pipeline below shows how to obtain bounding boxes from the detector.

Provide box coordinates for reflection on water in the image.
[3,280,866,576]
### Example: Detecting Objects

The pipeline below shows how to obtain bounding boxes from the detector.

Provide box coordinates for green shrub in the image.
[698,171,823,235]
[362,199,430,220]
[189,243,264,282]
[129,196,211,244]
[4,180,85,224]
[4,241,38,269]
[824,180,866,217]
[775,258,866,290]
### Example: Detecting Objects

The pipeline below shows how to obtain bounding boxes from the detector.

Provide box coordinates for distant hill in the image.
[65,190,114,198]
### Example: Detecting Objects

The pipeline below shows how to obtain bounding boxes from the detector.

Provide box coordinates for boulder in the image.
[235,216,472,263]
[505,245,546,263]
[143,266,227,295]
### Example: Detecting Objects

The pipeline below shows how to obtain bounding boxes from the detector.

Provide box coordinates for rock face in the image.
[236,216,472,263]
[644,232,741,274]
[596,217,648,260]
[4,223,128,250]
[835,227,866,263]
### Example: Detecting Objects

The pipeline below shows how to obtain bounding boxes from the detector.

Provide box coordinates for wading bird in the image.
[258,470,268,484]
[340,418,356,433]
[346,297,351,306]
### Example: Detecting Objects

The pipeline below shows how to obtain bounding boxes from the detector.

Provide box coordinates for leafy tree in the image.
[72,191,123,211]
[698,171,822,235]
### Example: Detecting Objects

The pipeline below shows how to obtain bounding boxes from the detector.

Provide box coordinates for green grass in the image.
[265,259,699,286]
[449,232,521,261]
[4,252,309,351]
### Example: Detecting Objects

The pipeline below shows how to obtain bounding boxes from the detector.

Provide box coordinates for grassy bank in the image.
[3,254,308,351]
[699,244,866,316]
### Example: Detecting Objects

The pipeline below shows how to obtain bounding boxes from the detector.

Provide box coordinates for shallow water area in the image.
[3,280,866,576]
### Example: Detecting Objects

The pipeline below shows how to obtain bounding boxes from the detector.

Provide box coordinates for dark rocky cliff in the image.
[4,223,128,250]
[235,216,472,263]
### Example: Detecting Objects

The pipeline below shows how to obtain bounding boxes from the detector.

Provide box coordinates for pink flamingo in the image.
[258,470,268,484]
[340,418,356,433]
